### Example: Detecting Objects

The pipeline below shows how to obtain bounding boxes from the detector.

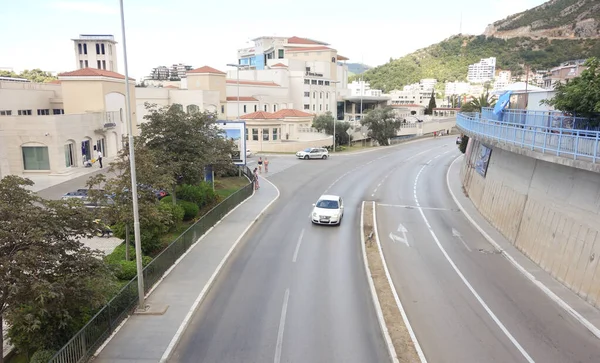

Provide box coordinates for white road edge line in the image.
[94,175,256,358]
[158,176,281,363]
[292,229,305,262]
[360,201,401,363]
[446,155,600,340]
[416,158,534,363]
[274,288,290,363]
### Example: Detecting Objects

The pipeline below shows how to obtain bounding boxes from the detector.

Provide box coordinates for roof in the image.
[187,66,226,75]
[337,55,349,61]
[240,111,279,120]
[58,68,135,81]
[272,109,313,118]
[287,36,329,45]
[226,79,280,87]
[270,63,288,68]
[164,85,179,89]
[227,96,259,101]
[285,46,332,52]
[318,194,340,201]
[391,103,425,108]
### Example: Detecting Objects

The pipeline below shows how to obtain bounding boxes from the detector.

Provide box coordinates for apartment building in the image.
[387,80,440,108]
[543,59,587,90]
[468,57,496,83]
[445,81,470,96]
[72,34,118,72]
[493,70,512,91]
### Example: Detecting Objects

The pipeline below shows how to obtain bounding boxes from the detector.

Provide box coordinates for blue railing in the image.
[457,111,600,163]
[480,107,600,131]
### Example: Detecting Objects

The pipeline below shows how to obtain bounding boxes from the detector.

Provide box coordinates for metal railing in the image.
[480,107,599,131]
[49,168,254,363]
[457,112,600,163]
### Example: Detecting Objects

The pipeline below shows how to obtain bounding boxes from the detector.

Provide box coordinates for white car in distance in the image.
[296,147,329,160]
[246,149,253,158]
[311,195,344,225]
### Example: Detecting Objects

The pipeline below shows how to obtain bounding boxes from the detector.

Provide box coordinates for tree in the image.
[0,176,115,359]
[312,112,352,146]
[0,69,57,83]
[360,107,402,146]
[460,92,497,112]
[139,104,236,204]
[425,90,437,115]
[542,57,600,118]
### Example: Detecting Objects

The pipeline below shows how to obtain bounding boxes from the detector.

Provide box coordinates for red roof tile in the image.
[187,66,226,75]
[287,36,328,45]
[241,111,279,120]
[227,96,259,101]
[270,63,288,68]
[58,68,135,80]
[285,46,332,52]
[164,85,179,89]
[272,109,314,118]
[226,79,280,86]
[337,55,349,61]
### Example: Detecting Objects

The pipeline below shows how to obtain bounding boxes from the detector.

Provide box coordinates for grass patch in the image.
[6,351,28,363]
[214,176,249,199]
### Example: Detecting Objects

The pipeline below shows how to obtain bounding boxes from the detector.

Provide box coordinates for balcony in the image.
[457,108,600,163]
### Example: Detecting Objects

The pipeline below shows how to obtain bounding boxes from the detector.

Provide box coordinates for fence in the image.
[49,166,254,363]
[480,107,599,131]
[457,112,600,163]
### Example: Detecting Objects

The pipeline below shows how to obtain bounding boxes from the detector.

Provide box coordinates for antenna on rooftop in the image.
[459,12,462,34]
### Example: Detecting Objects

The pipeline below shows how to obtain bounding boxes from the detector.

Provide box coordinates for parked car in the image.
[311,195,344,225]
[296,147,329,160]
[246,149,253,158]
[61,189,114,208]
[456,136,463,145]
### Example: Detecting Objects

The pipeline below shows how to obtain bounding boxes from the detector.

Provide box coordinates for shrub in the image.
[179,200,200,221]
[158,201,185,228]
[175,183,218,209]
[30,349,57,363]
[459,135,469,154]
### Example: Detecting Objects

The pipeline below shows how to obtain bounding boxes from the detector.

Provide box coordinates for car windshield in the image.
[304,148,311,152]
[316,199,339,209]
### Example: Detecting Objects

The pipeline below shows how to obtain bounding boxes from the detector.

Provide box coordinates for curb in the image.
[372,202,428,363]
[446,155,600,340]
[159,176,281,362]
[360,201,399,363]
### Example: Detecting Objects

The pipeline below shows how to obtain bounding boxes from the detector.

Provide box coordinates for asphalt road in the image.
[375,143,600,362]
[169,139,451,363]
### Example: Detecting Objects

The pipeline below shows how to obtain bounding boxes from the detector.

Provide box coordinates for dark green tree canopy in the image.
[360,107,402,146]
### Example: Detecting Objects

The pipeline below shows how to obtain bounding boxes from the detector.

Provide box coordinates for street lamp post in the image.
[330,81,340,152]
[227,63,249,120]
[119,0,145,310]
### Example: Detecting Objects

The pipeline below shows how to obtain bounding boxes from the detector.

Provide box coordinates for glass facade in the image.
[22,146,50,170]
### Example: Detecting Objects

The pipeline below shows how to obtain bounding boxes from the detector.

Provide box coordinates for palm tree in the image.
[460,91,497,113]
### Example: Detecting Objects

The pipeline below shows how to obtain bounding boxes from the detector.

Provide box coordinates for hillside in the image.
[357,35,600,92]
[485,0,600,39]
[346,63,371,76]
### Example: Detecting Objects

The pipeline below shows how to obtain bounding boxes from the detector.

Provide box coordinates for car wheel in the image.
[322,155,328,159]
[304,155,309,160]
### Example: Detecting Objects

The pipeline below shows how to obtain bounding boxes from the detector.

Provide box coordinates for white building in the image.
[387,79,440,108]
[72,34,118,72]
[445,81,470,95]
[468,57,496,83]
[493,70,512,91]
[420,78,437,92]
[348,80,382,97]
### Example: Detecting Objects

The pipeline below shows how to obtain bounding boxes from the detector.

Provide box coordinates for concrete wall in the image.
[461,140,600,306]
[247,137,332,153]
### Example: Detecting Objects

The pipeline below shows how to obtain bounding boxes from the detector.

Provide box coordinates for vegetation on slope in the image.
[355,35,600,92]
[0,69,57,83]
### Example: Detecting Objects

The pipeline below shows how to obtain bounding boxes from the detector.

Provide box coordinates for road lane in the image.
[376,144,600,362]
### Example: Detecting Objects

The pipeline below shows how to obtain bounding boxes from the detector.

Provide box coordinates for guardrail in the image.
[480,107,599,131]
[49,167,254,363]
[457,112,600,163]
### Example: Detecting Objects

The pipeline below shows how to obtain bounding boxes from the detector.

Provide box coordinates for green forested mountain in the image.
[356,35,600,92]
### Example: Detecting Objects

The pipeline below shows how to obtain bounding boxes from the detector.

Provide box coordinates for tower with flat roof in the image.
[72,34,118,72]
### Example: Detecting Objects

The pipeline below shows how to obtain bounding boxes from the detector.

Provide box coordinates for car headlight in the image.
[312,212,317,217]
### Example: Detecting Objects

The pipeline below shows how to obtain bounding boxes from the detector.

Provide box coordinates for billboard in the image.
[474,143,492,177]
[216,120,247,166]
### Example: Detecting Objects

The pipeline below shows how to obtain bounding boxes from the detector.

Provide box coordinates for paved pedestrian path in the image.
[93,176,279,363]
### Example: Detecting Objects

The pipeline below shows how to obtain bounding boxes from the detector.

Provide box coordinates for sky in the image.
[0,0,548,80]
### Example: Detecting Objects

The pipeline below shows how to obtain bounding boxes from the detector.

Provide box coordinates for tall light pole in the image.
[119,0,145,310]
[331,81,340,152]
[227,63,246,119]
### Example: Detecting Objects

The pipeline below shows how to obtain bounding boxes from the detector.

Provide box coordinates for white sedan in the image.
[246,149,253,158]
[311,195,344,225]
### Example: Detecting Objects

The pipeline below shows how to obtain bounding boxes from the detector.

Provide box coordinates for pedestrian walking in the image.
[257,157,263,173]
[253,167,260,190]
[97,150,103,168]
[264,157,269,173]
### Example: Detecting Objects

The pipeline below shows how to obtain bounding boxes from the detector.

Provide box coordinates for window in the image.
[278,49,284,59]
[0,110,12,116]
[254,105,258,112]
[18,110,32,116]
[326,93,329,99]
[304,92,310,97]
[304,104,310,110]
[264,104,268,111]
[101,43,105,54]
[252,128,259,141]
[109,44,112,55]
[22,146,50,170]
[319,104,322,111]
[313,92,316,98]
[102,60,106,70]
[78,44,82,54]
[273,128,278,141]
[313,105,316,111]
[320,92,323,99]
[246,128,249,141]
[263,128,269,141]
[53,109,64,115]
[326,104,329,111]
[311,80,317,85]
[83,43,87,54]
[79,60,84,69]
[306,67,311,72]
[37,109,50,115]
[325,81,330,86]
[243,105,247,113]
[304,79,310,85]
[85,60,89,67]
[97,60,102,69]
[331,57,336,63]
[273,104,277,112]
[318,80,323,85]
[221,105,225,113]
[64,143,74,167]
[96,43,100,54]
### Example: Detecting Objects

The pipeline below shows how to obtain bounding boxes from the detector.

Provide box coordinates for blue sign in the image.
[493,91,512,116]
[204,165,213,183]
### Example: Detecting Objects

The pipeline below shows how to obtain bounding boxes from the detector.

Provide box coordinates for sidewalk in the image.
[447,155,600,335]
[26,156,115,193]
[93,175,279,363]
